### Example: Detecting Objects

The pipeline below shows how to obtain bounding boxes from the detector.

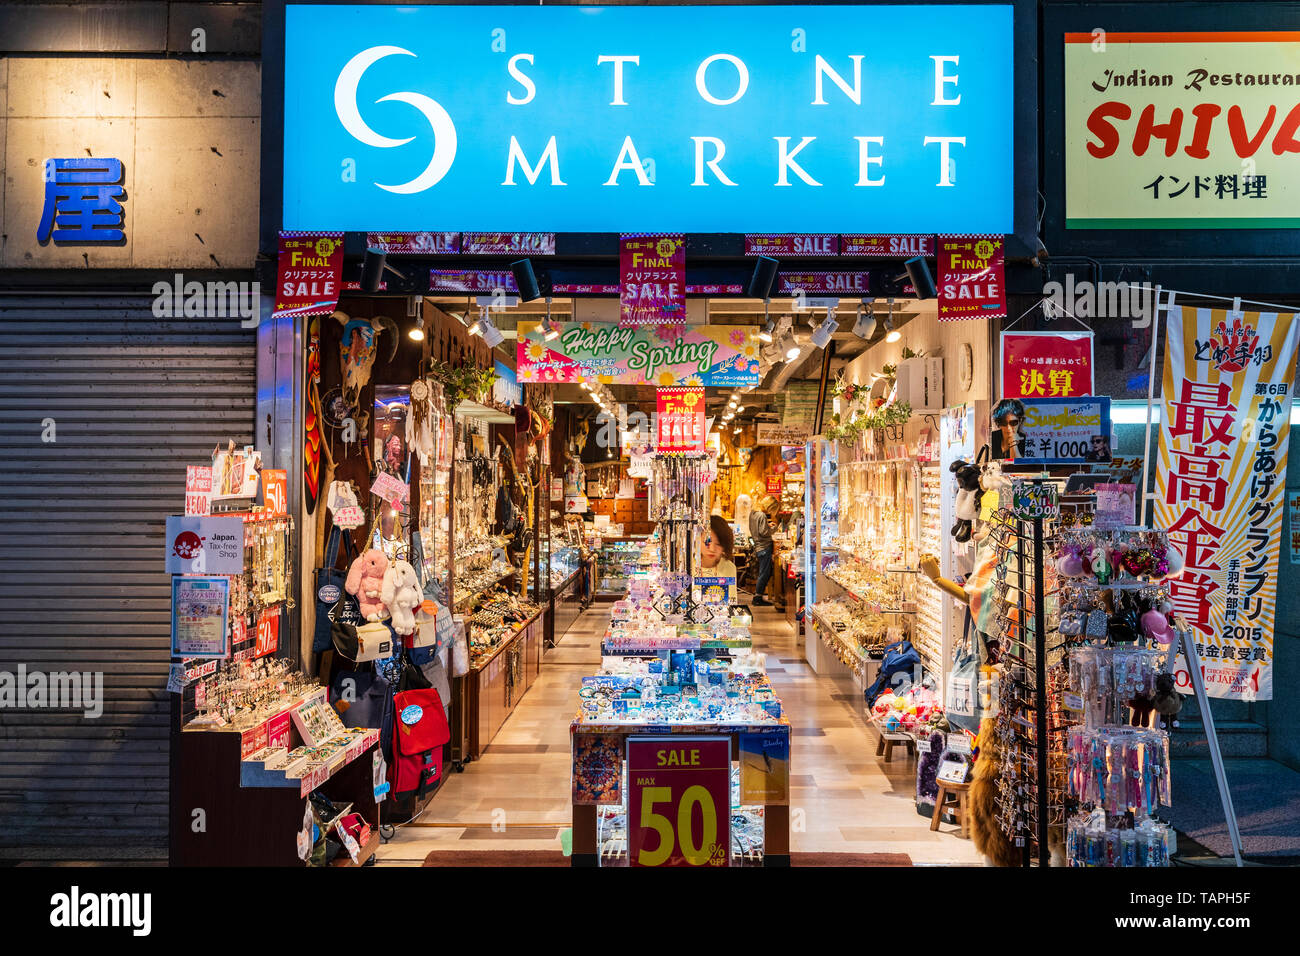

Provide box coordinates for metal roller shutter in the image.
[0,293,255,861]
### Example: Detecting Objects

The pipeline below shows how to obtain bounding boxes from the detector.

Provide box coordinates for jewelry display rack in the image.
[987,482,1054,867]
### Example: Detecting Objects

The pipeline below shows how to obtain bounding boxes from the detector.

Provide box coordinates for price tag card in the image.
[937,759,970,785]
[946,734,972,755]
[627,736,730,867]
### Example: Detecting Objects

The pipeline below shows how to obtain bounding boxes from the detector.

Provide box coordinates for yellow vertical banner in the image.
[1155,306,1300,700]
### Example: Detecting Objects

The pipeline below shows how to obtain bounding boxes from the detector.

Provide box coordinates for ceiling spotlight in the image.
[467,312,485,336]
[723,411,734,421]
[541,297,559,341]
[758,318,775,343]
[510,258,544,302]
[736,405,745,413]
[884,297,901,343]
[745,256,779,300]
[810,311,838,349]
[728,400,737,409]
[579,381,590,390]
[481,320,505,348]
[733,427,742,435]
[904,256,937,300]
[408,315,425,341]
[851,299,877,339]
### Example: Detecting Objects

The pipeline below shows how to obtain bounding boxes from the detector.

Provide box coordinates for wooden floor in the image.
[377,603,983,866]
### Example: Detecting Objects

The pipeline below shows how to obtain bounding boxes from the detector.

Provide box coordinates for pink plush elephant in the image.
[345,549,391,622]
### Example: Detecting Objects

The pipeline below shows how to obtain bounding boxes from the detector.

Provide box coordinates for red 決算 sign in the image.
[939,235,1006,321]
[1001,331,1094,398]
[627,736,730,867]
[656,387,705,454]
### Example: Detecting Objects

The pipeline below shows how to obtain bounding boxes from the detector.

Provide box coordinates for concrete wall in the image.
[0,56,260,269]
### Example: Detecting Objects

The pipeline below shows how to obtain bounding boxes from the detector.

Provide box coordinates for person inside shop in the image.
[699,514,738,579]
[748,495,779,606]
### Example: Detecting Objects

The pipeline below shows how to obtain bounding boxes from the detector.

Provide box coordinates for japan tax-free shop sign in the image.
[282,5,1013,232]
[1065,32,1300,229]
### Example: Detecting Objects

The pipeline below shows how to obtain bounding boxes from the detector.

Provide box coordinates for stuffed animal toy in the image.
[345,549,391,622]
[381,559,422,635]
[969,717,1022,867]
[949,458,984,542]
[1153,673,1184,729]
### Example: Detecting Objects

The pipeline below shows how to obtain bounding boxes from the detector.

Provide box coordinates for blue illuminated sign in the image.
[283,5,1013,233]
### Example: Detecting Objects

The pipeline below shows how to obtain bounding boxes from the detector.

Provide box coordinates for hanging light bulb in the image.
[408,315,425,341]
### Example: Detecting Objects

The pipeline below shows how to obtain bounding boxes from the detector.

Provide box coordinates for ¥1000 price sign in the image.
[626,736,730,867]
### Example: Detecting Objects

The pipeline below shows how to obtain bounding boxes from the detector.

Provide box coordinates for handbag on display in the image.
[390,687,451,802]
[945,610,983,734]
[330,596,394,663]
[328,668,392,728]
[863,639,921,707]
[407,531,442,650]
[314,524,360,653]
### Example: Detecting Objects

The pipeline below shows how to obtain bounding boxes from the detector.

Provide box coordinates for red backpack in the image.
[390,688,451,801]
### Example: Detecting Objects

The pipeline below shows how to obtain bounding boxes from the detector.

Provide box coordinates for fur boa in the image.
[969,717,1022,867]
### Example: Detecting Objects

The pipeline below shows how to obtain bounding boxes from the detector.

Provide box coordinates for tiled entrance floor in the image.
[378,604,982,865]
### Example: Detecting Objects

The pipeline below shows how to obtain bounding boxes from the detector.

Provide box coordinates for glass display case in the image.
[450,406,515,611]
[595,538,646,596]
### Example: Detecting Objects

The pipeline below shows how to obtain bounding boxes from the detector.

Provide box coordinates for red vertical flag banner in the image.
[273,232,344,318]
[938,235,1006,321]
[656,387,706,454]
[621,234,685,327]
[1156,306,1300,701]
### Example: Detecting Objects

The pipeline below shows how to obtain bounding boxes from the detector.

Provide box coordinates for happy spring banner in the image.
[517,321,761,387]
[1155,305,1300,701]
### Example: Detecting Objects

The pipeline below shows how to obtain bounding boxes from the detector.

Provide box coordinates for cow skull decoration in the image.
[333,311,399,411]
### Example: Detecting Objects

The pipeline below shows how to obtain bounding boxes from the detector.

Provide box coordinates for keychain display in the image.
[1066,810,1172,867]
[1066,726,1172,819]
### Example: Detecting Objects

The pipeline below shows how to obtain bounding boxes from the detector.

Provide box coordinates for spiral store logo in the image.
[334,46,458,194]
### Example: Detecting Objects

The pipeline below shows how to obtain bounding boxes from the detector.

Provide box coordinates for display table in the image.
[463,609,545,760]
[172,715,380,867]
[570,719,792,867]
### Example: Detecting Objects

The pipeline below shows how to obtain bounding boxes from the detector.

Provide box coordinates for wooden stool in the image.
[876,731,915,763]
[930,780,971,838]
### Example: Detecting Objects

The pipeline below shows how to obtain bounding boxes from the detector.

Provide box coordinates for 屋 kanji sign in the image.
[1156,306,1300,701]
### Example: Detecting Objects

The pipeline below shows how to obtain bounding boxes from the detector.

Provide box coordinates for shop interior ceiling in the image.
[427,294,928,427]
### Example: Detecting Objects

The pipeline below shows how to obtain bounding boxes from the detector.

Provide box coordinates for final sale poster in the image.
[621,234,685,327]
[939,235,1006,320]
